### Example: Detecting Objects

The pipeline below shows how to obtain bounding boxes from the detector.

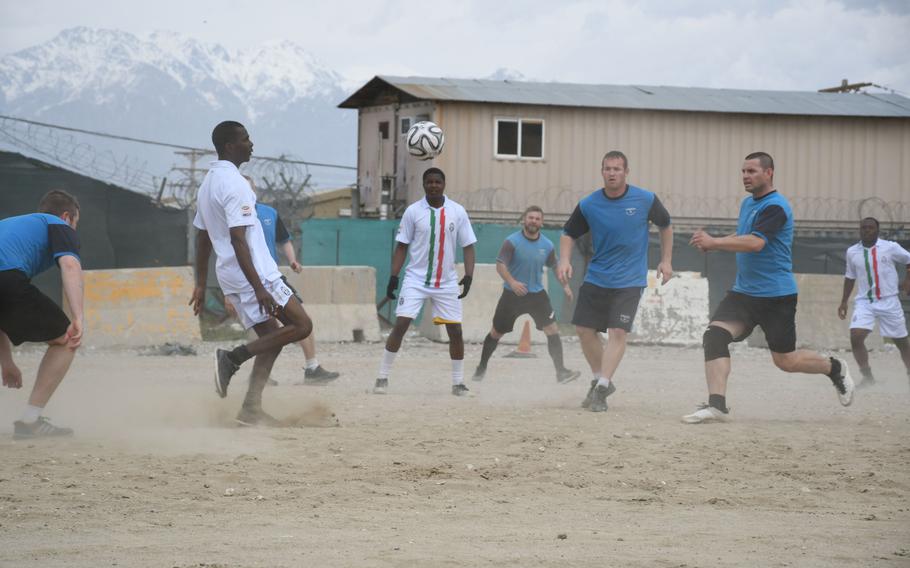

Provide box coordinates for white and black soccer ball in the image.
[406,121,445,161]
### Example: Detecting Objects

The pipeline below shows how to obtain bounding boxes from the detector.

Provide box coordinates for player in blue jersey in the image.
[557,151,674,413]
[0,190,84,439]
[245,177,339,385]
[472,206,580,383]
[685,152,855,424]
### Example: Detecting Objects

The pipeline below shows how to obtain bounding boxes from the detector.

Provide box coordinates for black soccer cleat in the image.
[302,365,340,385]
[589,384,613,413]
[214,349,240,398]
[472,366,486,382]
[451,383,473,397]
[582,380,615,409]
[12,417,74,440]
[556,368,581,384]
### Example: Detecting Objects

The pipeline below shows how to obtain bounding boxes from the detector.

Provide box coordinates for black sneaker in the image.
[13,417,74,440]
[302,365,340,385]
[235,407,284,427]
[856,368,875,389]
[267,378,279,386]
[472,366,486,382]
[582,380,615,409]
[451,383,473,397]
[372,378,388,394]
[556,368,581,384]
[214,349,240,398]
[589,385,613,412]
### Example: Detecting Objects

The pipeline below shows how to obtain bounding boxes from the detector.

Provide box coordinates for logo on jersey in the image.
[619,314,631,323]
[448,222,455,232]
[398,297,404,306]
[241,205,252,217]
[625,208,637,216]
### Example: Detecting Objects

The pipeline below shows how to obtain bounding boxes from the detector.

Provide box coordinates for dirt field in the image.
[1,338,909,567]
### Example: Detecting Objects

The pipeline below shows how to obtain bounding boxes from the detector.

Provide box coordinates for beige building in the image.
[340,76,910,232]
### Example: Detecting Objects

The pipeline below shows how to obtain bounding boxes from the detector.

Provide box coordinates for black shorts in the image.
[711,291,797,353]
[571,283,643,333]
[0,270,70,345]
[492,289,556,333]
[280,275,303,302]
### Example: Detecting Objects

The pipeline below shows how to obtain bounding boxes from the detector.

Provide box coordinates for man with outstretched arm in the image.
[685,151,854,424]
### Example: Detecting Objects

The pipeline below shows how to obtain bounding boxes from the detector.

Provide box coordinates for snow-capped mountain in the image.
[0,27,356,189]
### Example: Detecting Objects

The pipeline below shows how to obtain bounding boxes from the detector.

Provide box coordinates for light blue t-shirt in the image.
[732,191,797,297]
[497,231,556,293]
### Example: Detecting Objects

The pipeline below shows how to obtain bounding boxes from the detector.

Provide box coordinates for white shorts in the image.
[396,280,462,324]
[850,296,908,338]
[225,278,295,330]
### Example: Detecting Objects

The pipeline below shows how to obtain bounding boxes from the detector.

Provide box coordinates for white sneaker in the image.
[681,404,729,424]
[831,357,854,407]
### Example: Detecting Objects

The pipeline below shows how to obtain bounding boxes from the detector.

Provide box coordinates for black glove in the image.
[458,275,473,299]
[386,275,400,299]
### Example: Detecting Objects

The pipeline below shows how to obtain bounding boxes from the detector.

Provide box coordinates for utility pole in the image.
[819,79,874,93]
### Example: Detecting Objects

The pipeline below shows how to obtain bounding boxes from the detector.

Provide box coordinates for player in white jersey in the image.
[189,121,313,426]
[838,217,910,388]
[373,168,477,396]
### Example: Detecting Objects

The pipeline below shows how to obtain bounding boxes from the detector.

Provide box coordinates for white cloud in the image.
[1,0,907,93]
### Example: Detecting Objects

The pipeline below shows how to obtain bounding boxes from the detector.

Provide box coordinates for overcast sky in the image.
[1,0,908,94]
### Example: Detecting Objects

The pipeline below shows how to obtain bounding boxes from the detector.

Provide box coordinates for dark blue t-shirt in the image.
[0,213,81,279]
[255,203,290,263]
[733,191,797,297]
[497,231,557,293]
[563,185,670,288]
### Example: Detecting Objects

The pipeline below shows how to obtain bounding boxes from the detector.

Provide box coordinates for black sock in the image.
[547,334,565,371]
[708,394,727,413]
[228,345,252,366]
[827,357,842,379]
[479,333,499,368]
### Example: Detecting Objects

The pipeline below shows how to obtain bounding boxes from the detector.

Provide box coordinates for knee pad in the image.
[703,325,734,361]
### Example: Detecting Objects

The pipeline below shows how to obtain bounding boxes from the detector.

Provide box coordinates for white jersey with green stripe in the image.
[844,239,910,303]
[397,197,477,290]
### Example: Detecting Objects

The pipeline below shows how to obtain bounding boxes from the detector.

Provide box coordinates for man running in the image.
[245,176,340,385]
[557,151,674,413]
[1,190,84,439]
[189,120,313,426]
[373,167,477,396]
[473,205,580,383]
[685,151,854,424]
[838,217,910,388]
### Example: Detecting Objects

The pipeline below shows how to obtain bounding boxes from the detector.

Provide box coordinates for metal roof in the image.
[339,75,910,118]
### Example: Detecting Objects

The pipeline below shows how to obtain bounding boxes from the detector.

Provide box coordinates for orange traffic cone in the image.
[505,320,537,358]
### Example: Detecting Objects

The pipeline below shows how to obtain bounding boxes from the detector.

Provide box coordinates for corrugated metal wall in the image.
[416,102,910,224]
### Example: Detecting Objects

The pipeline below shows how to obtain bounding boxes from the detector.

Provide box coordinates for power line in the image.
[0,114,356,171]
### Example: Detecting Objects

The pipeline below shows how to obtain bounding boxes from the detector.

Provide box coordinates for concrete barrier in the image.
[280,266,381,342]
[633,272,710,346]
[75,267,201,347]
[746,273,885,351]
[418,265,710,346]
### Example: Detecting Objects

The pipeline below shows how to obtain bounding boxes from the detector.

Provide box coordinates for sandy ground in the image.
[1,337,909,568]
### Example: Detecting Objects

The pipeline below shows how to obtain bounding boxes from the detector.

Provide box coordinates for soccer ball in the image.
[406,121,445,161]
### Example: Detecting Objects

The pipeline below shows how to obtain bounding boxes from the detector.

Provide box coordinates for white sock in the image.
[20,405,43,423]
[305,358,319,370]
[452,359,465,385]
[378,349,397,379]
[596,376,612,388]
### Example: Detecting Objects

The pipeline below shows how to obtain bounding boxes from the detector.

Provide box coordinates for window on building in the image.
[400,117,412,135]
[416,113,430,122]
[379,121,389,140]
[495,118,544,160]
